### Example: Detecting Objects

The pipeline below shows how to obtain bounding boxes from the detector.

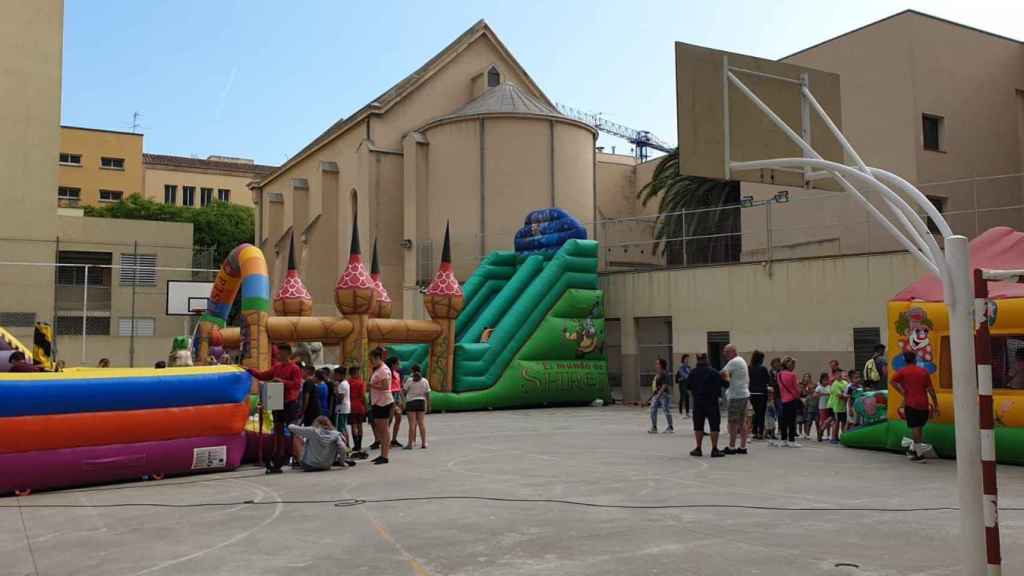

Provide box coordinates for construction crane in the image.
[555,103,674,162]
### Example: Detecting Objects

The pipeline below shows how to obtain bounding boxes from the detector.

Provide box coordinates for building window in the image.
[99,190,124,203]
[59,153,82,166]
[118,317,155,337]
[56,251,111,286]
[182,186,196,207]
[57,186,81,207]
[217,188,230,202]
[200,187,213,207]
[922,114,944,152]
[100,157,125,170]
[119,253,157,287]
[55,316,111,336]
[487,66,500,88]
[0,312,36,328]
[926,196,946,234]
[164,184,177,205]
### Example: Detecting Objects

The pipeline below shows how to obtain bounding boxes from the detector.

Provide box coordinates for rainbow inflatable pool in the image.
[0,365,251,495]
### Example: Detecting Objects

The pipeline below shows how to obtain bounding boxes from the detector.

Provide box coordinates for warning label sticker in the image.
[191,445,228,470]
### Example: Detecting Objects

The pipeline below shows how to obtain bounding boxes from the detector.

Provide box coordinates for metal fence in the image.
[597,172,1024,273]
[0,239,219,368]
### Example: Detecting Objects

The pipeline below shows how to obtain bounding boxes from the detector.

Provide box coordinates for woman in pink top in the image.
[776,357,803,447]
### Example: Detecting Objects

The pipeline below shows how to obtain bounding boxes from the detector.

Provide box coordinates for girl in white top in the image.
[813,372,832,442]
[402,364,431,449]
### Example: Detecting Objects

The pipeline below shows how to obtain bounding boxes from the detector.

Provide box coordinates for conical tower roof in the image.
[337,220,374,290]
[370,238,391,303]
[274,234,313,315]
[426,222,462,296]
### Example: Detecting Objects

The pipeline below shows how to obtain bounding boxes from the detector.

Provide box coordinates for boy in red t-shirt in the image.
[346,365,368,459]
[248,344,303,473]
[891,350,939,462]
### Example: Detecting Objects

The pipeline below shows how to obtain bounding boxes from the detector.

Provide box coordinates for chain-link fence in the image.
[0,238,219,369]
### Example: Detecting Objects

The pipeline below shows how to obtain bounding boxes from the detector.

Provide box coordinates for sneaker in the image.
[421,443,428,449]
[369,441,381,450]
[372,456,389,465]
[830,439,840,445]
[689,447,703,457]
[391,440,404,448]
[344,460,357,467]
[352,451,369,460]
[722,447,736,455]
[710,448,725,458]
[788,442,802,448]
[910,454,926,463]
[403,445,413,450]
[663,428,675,434]
[735,448,748,455]
[768,440,780,447]
[265,466,283,475]
[648,428,658,434]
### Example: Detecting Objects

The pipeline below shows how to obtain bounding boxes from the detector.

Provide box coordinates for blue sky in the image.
[62,0,1023,165]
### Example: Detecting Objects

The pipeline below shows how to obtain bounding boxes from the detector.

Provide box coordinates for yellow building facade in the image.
[57,126,144,207]
[143,154,275,209]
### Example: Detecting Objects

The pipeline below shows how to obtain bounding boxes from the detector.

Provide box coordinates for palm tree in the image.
[637,149,741,266]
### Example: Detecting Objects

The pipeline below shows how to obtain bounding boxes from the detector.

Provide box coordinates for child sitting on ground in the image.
[287,416,353,471]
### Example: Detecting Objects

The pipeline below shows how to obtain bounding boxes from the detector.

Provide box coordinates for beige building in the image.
[0,2,202,367]
[144,154,275,209]
[0,1,63,345]
[255,20,597,325]
[57,126,144,207]
[604,11,1024,400]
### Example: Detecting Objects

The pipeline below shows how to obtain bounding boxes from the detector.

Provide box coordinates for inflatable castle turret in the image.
[369,239,392,319]
[335,220,376,377]
[273,234,313,317]
[423,223,463,392]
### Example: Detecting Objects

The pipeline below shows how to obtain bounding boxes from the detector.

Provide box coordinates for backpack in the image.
[863,357,881,383]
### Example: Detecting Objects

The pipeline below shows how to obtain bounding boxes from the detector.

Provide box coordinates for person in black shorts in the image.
[688,353,728,457]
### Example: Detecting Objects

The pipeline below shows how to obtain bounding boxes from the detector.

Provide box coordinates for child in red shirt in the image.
[346,365,368,458]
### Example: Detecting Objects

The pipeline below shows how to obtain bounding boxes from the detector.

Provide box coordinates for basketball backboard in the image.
[166,280,213,316]
[675,42,844,188]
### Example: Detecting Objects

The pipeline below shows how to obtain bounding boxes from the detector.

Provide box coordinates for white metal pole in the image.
[946,235,986,576]
[81,264,88,364]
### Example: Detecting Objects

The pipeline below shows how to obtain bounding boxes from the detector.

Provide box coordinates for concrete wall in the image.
[784,11,1024,246]
[143,166,257,208]
[602,251,929,402]
[595,153,667,269]
[0,1,63,342]
[58,127,144,206]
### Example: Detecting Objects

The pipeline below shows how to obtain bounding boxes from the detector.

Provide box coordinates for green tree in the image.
[636,149,741,266]
[84,194,254,267]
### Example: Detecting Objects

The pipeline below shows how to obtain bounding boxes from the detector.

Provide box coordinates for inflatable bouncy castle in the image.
[210,209,609,411]
[842,227,1024,464]
[0,366,250,494]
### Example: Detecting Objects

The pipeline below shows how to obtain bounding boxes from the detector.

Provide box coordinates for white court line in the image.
[128,479,283,576]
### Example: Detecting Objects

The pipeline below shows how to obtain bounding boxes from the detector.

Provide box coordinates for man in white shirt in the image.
[720,344,751,454]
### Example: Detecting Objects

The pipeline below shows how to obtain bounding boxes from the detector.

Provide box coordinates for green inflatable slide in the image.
[389,238,609,411]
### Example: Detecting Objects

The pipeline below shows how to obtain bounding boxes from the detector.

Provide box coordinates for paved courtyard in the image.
[3,405,1023,576]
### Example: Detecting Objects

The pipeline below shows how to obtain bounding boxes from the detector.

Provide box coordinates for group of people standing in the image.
[649,343,936,460]
[248,344,432,473]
